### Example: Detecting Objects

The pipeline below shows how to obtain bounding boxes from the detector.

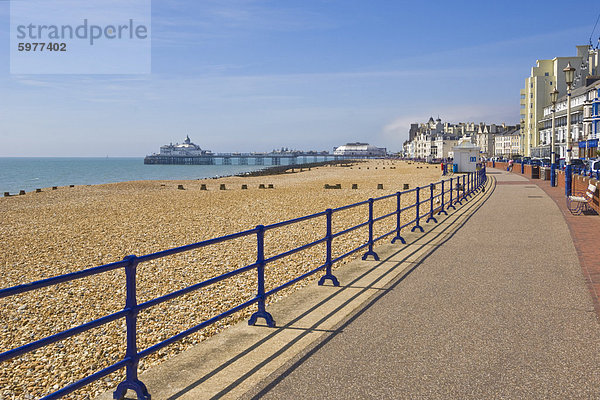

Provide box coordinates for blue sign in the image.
[578,139,598,148]
[469,156,476,162]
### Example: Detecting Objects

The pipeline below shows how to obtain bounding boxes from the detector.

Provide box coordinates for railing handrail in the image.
[1,167,488,400]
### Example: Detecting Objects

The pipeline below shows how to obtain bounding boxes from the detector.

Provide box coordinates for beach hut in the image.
[452,143,480,173]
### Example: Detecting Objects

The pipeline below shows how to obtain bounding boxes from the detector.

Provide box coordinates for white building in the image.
[432,135,460,159]
[413,132,432,159]
[539,80,600,159]
[404,117,517,160]
[404,141,416,158]
[475,124,506,157]
[333,142,387,156]
[494,134,512,157]
[493,127,520,157]
[159,136,212,156]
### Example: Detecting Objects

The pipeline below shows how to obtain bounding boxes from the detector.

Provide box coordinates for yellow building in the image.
[521,45,595,156]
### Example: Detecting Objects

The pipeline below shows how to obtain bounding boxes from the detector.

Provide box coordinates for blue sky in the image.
[0,0,599,156]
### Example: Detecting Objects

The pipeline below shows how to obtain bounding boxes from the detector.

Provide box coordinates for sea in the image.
[0,157,285,194]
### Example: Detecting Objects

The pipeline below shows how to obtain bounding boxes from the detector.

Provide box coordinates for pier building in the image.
[144,137,373,165]
[332,142,387,156]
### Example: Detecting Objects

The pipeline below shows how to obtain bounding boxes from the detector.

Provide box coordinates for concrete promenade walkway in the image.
[100,169,600,399]
[245,170,600,399]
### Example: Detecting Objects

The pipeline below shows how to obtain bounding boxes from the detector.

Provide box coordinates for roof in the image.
[336,143,382,151]
[454,142,479,149]
[557,79,600,102]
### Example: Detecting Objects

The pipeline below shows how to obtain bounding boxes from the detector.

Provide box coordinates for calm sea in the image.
[0,157,273,194]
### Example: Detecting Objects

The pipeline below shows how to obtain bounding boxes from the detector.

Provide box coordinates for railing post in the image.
[454,178,463,206]
[426,183,438,223]
[362,198,380,260]
[113,255,150,400]
[565,164,572,197]
[470,172,474,195]
[319,209,340,286]
[248,225,275,327]
[521,162,524,174]
[411,187,424,232]
[462,175,467,200]
[447,177,456,210]
[391,192,406,244]
[438,179,448,216]
[484,165,488,182]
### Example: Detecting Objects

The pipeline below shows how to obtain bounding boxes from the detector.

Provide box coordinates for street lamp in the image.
[550,87,559,187]
[564,62,575,196]
[521,119,525,156]
[584,99,592,161]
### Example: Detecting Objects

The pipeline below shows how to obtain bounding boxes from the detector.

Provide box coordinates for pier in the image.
[143,153,370,165]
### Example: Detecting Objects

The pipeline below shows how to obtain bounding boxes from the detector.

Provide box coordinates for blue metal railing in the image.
[0,167,487,400]
[571,164,600,180]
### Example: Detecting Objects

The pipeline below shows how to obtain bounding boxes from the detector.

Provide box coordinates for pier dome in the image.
[159,136,210,156]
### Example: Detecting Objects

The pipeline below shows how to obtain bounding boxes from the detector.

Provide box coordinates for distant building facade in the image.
[432,134,460,159]
[403,117,518,159]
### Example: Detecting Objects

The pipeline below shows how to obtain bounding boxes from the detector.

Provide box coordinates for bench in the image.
[567,183,598,215]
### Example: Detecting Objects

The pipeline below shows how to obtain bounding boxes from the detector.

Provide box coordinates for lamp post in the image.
[584,121,588,160]
[564,62,575,196]
[550,87,558,187]
[521,119,525,157]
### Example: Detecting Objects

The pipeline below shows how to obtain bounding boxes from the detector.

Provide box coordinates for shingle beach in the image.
[0,160,444,399]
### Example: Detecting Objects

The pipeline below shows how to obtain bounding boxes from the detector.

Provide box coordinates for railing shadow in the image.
[244,176,496,400]
[164,177,495,400]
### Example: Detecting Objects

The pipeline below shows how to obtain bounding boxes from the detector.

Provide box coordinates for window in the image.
[544,72,549,76]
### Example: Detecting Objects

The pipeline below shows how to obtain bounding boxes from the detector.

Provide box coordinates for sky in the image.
[0,0,599,156]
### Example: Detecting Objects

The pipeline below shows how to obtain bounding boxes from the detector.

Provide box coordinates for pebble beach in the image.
[0,160,445,399]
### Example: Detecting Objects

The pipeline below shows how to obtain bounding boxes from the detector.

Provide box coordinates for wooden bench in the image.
[567,183,598,215]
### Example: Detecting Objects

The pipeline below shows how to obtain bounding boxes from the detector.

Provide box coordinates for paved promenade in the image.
[245,170,600,399]
[100,169,600,400]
